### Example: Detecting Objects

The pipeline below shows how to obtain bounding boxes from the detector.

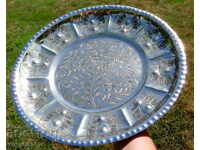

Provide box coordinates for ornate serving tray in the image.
[11,5,187,146]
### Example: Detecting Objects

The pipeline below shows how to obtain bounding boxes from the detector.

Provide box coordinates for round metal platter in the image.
[11,5,187,146]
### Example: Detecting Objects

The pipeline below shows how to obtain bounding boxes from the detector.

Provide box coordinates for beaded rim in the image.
[10,5,187,146]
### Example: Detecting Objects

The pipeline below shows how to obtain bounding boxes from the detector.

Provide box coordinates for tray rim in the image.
[10,5,187,146]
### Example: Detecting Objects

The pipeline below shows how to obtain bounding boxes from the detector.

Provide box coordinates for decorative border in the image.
[10,5,187,146]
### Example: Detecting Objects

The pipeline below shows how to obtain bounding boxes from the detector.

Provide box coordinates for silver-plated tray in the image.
[11,5,187,146]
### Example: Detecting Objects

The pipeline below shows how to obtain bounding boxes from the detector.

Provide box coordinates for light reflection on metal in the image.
[11,5,186,146]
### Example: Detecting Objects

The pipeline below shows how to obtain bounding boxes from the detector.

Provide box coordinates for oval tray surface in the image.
[11,5,187,146]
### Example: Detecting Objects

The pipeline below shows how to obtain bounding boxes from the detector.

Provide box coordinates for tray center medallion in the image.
[52,34,147,112]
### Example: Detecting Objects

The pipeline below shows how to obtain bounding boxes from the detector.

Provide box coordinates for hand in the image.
[113,131,157,150]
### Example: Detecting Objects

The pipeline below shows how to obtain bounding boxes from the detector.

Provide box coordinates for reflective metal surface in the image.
[11,5,187,146]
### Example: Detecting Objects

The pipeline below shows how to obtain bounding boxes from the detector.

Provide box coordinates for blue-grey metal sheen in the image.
[11,5,187,146]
